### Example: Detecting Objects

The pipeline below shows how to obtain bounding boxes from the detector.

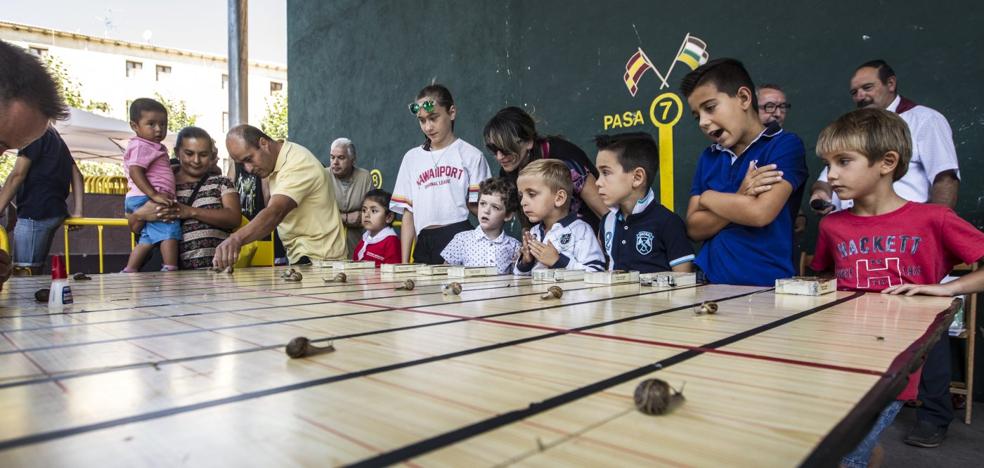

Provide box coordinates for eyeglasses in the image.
[762,102,792,113]
[408,100,436,114]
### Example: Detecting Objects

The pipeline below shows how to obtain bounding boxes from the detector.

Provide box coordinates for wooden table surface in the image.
[0,266,957,467]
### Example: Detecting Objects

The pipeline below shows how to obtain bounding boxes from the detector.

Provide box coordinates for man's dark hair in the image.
[680,57,758,111]
[128,97,167,123]
[856,59,897,85]
[228,124,273,148]
[479,177,520,214]
[595,132,660,187]
[759,83,783,92]
[0,40,68,120]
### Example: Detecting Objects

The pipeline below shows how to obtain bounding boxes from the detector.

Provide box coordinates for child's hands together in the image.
[529,238,560,267]
[520,230,534,264]
[150,192,174,207]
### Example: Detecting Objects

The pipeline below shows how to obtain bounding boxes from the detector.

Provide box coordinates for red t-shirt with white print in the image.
[811,202,984,400]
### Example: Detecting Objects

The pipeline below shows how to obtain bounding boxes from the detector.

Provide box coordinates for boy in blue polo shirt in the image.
[681,58,807,286]
[594,132,694,272]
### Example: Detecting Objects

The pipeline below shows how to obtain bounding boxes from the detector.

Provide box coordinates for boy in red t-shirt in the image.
[810,108,984,467]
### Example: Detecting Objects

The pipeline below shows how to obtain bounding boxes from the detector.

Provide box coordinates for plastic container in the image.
[48,255,73,308]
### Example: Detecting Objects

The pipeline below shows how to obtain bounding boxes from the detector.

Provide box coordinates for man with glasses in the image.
[757,84,791,127]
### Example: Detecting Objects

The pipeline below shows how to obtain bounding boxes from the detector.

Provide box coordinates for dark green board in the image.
[288,0,984,251]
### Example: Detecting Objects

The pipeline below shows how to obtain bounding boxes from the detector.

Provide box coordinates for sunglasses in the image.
[408,100,436,114]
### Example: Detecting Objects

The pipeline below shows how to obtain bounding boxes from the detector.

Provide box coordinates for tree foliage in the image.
[42,55,111,114]
[260,91,288,140]
[154,93,197,132]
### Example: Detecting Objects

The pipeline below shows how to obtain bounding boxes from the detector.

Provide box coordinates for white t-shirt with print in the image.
[390,138,491,235]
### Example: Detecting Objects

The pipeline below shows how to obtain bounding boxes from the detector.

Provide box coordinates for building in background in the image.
[0,20,287,169]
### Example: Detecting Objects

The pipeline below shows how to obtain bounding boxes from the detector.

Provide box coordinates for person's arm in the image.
[579,173,610,219]
[685,195,730,241]
[929,170,959,209]
[884,268,984,296]
[0,156,32,213]
[400,210,416,263]
[129,166,172,205]
[69,160,84,218]
[127,200,173,234]
[175,192,242,230]
[341,210,363,228]
[698,181,794,228]
[212,194,297,268]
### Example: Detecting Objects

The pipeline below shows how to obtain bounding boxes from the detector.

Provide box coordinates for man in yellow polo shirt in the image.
[213,124,346,268]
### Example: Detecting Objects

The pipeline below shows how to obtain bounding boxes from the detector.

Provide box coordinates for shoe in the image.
[904,420,947,448]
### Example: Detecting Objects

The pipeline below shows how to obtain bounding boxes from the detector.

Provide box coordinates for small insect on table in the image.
[0,266,957,467]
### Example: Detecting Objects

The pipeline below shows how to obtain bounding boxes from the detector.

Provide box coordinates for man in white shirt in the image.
[810,60,961,449]
[810,60,960,212]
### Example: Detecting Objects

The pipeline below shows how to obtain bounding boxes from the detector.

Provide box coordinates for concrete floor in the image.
[882,405,984,467]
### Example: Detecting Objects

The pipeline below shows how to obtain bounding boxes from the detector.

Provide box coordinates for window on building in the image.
[221,74,229,90]
[126,60,143,78]
[156,65,172,81]
[28,46,48,57]
[125,100,133,120]
[270,81,283,95]
[222,112,229,133]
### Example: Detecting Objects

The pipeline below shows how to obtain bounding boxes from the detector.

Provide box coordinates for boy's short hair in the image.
[680,58,758,111]
[363,189,393,213]
[0,40,69,121]
[594,132,659,187]
[519,159,573,197]
[129,97,167,123]
[479,177,520,214]
[815,108,912,181]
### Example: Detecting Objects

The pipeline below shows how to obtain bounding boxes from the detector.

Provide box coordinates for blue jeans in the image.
[842,400,904,468]
[13,216,66,268]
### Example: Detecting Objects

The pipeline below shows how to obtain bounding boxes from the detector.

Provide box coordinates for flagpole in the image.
[638,48,668,89]
[662,33,691,89]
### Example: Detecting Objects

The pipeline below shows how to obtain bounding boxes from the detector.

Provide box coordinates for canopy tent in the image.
[53,107,176,162]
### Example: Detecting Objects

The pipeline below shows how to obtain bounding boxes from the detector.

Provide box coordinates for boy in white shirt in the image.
[441,177,521,274]
[514,159,606,274]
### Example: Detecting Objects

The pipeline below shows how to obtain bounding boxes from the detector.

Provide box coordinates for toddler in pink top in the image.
[122,98,181,272]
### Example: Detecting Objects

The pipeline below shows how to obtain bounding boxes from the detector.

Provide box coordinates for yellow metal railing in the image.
[83,176,128,195]
[63,217,134,274]
[0,225,9,253]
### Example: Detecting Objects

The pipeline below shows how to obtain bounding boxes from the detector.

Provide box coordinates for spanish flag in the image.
[623,48,655,97]
[676,35,709,70]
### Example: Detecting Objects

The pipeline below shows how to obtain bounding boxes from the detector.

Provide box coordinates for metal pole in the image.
[228,0,248,128]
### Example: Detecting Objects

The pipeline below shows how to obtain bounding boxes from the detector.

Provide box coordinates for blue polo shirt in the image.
[601,189,694,273]
[689,124,807,286]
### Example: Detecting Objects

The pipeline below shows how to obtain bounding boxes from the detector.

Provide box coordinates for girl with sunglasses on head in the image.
[390,84,491,264]
[484,106,607,231]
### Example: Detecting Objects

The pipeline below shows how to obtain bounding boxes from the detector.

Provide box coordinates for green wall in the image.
[288,0,984,248]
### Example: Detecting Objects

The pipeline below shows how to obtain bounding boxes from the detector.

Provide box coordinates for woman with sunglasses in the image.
[484,106,607,230]
[390,84,491,264]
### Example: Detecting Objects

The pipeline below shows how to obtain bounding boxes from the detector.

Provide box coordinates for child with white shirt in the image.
[441,177,521,274]
[514,159,606,274]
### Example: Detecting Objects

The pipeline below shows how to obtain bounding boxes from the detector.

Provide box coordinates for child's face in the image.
[477,192,512,232]
[820,150,890,200]
[595,149,640,207]
[686,82,755,150]
[361,199,392,234]
[130,110,168,143]
[415,97,455,146]
[517,175,565,224]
